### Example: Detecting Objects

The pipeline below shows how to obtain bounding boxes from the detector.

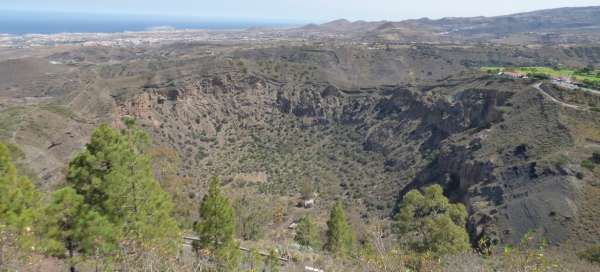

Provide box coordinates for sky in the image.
[2,0,600,23]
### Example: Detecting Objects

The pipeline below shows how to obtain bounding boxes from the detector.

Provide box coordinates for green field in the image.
[481,66,600,87]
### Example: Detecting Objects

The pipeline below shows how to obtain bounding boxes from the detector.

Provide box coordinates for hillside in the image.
[411,6,600,34]
[1,42,600,250]
[303,6,600,44]
[2,5,600,270]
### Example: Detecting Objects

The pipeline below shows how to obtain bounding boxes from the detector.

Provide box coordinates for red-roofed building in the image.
[500,71,528,79]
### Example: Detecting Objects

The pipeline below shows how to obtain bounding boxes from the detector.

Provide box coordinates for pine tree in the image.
[66,123,180,253]
[67,124,123,211]
[394,184,469,255]
[324,201,355,255]
[42,187,115,271]
[294,215,320,248]
[265,248,280,272]
[0,142,39,248]
[195,177,239,270]
[102,136,179,251]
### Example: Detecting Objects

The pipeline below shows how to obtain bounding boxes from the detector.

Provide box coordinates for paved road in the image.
[580,86,600,96]
[552,80,600,96]
[532,82,582,110]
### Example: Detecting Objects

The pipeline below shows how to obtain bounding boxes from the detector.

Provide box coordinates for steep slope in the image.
[120,56,600,247]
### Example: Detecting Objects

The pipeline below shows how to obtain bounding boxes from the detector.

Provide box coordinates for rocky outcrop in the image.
[108,65,592,247]
[398,82,582,247]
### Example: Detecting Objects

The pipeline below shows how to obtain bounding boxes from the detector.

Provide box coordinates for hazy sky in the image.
[3,0,599,22]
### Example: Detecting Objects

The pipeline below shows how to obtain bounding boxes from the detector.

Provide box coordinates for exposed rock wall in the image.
[114,69,583,245]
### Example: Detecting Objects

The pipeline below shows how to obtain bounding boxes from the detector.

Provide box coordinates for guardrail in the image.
[183,236,326,271]
[183,236,290,263]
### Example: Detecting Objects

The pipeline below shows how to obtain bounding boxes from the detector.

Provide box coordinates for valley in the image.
[2,5,600,271]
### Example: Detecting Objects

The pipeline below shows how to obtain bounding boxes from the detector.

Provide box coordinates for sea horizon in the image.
[0,10,303,35]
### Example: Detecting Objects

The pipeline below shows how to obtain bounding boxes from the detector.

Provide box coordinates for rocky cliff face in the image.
[115,63,593,246]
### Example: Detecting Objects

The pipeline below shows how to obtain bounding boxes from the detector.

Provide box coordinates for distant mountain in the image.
[299,6,600,44]
[410,6,600,34]
[310,18,385,32]
[301,19,385,32]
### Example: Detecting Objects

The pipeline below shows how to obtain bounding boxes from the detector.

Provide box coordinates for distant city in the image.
[0,10,301,35]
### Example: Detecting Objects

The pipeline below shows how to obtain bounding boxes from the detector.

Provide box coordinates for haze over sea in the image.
[0,10,299,35]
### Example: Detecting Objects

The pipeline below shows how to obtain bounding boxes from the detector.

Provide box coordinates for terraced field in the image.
[481,66,600,86]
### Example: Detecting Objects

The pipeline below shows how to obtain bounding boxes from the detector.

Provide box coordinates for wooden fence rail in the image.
[182,236,290,263]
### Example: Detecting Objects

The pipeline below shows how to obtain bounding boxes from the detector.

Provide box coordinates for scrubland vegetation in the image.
[481,66,600,88]
[1,122,599,271]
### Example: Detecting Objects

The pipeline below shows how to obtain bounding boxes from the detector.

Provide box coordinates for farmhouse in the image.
[499,71,528,78]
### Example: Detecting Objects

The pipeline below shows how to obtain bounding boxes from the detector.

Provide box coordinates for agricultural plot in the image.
[481,66,600,88]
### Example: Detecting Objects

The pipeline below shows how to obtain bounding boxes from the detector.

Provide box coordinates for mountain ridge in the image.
[309,6,600,30]
[299,6,600,44]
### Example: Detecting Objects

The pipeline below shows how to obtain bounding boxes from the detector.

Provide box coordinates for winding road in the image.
[531,82,582,110]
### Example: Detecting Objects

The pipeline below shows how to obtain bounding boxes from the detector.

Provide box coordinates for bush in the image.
[583,79,600,89]
[195,147,207,162]
[527,73,550,80]
[294,216,320,248]
[233,194,272,241]
[578,245,600,264]
[592,152,600,164]
[499,232,558,271]
[582,159,595,171]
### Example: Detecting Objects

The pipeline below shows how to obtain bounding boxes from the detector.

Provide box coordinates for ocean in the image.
[0,10,299,35]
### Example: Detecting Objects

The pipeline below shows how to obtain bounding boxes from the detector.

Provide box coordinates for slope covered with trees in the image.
[1,123,183,271]
[1,126,599,271]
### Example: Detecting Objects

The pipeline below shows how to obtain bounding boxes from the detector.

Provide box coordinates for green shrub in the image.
[394,184,470,255]
[554,154,569,167]
[578,245,600,264]
[582,159,595,171]
[583,79,600,88]
[294,215,320,248]
[527,73,550,80]
[592,152,600,164]
[195,147,207,162]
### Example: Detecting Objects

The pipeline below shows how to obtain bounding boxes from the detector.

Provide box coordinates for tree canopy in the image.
[324,201,355,255]
[394,184,470,255]
[294,215,320,248]
[66,123,180,253]
[42,187,115,260]
[195,176,239,270]
[0,142,39,248]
